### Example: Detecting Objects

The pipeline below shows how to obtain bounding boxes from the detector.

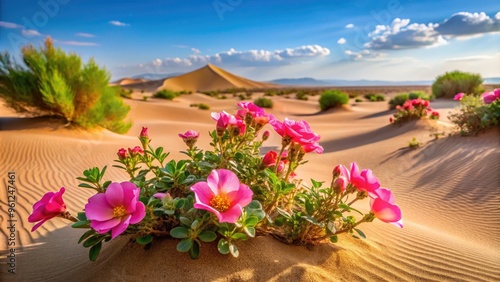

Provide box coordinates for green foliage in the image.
[190,103,210,110]
[355,98,363,103]
[296,90,308,101]
[254,97,273,108]
[154,89,178,100]
[364,93,385,102]
[448,95,499,136]
[319,90,349,111]
[0,37,131,133]
[408,137,421,148]
[432,70,484,98]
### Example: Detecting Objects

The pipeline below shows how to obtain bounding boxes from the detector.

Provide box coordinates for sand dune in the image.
[111,78,148,86]
[0,94,499,281]
[158,64,277,92]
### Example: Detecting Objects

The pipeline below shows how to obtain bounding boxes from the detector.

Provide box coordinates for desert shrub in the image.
[238,94,246,100]
[143,96,148,101]
[389,92,430,109]
[364,93,385,102]
[119,87,132,99]
[154,89,178,100]
[254,97,273,108]
[448,93,499,136]
[319,90,349,111]
[408,137,421,148]
[264,90,276,97]
[190,103,210,110]
[432,70,484,98]
[390,98,439,125]
[296,90,308,101]
[0,37,131,133]
[355,98,363,103]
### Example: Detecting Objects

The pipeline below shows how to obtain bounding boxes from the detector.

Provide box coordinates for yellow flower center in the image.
[210,194,231,213]
[113,205,127,218]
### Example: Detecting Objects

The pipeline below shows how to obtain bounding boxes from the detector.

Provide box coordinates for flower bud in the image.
[139,127,150,148]
[117,148,128,160]
[333,176,348,193]
[179,130,199,149]
[262,130,270,141]
[128,146,144,157]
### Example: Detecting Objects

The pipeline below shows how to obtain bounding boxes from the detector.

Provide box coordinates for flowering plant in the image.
[390,98,439,124]
[29,101,403,261]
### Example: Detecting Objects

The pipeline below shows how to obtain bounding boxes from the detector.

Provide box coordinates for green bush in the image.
[319,90,349,111]
[388,91,430,109]
[296,91,308,101]
[448,95,499,136]
[254,97,273,108]
[0,37,131,133]
[355,98,363,103]
[364,93,385,102]
[432,70,484,98]
[154,89,178,100]
[190,103,210,110]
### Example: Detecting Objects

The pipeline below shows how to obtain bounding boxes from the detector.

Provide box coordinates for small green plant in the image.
[119,88,132,99]
[296,90,308,101]
[319,90,349,111]
[408,137,421,148]
[143,96,148,101]
[190,103,210,110]
[154,89,178,100]
[355,98,363,103]
[432,70,484,98]
[254,97,273,108]
[364,93,385,102]
[448,94,499,136]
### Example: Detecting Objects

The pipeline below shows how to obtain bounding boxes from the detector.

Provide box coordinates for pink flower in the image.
[190,169,253,223]
[140,127,149,138]
[370,188,403,228]
[262,151,277,167]
[430,111,440,119]
[85,182,146,239]
[481,89,500,104]
[422,100,430,108]
[236,102,265,118]
[178,130,200,148]
[454,93,465,101]
[349,162,380,196]
[28,187,67,232]
[270,118,323,154]
[117,148,128,160]
[128,146,144,157]
[211,111,246,136]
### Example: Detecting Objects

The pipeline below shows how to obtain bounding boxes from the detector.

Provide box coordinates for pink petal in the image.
[120,182,138,206]
[191,182,215,204]
[373,188,395,204]
[90,217,121,233]
[85,194,114,221]
[226,184,253,208]
[216,169,241,194]
[31,218,48,232]
[111,215,131,239]
[193,202,222,221]
[371,198,402,226]
[129,202,146,224]
[32,192,55,211]
[105,182,124,207]
[219,204,243,223]
[206,170,221,195]
[153,193,167,199]
[391,219,404,228]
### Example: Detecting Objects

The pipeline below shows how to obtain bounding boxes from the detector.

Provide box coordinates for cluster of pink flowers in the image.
[117,146,144,160]
[333,162,403,228]
[270,118,323,154]
[391,98,439,123]
[481,89,500,104]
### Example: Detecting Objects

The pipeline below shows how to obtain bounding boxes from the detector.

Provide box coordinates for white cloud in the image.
[75,32,95,38]
[191,48,201,54]
[345,23,354,29]
[337,38,346,44]
[54,40,97,46]
[22,29,42,37]
[0,21,23,29]
[152,58,162,66]
[442,55,494,62]
[344,49,381,61]
[435,12,500,36]
[109,20,129,27]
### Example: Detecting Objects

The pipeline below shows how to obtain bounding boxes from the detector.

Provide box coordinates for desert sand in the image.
[0,79,499,282]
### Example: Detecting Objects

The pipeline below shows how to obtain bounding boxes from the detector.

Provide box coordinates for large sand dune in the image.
[158,64,277,92]
[0,93,499,281]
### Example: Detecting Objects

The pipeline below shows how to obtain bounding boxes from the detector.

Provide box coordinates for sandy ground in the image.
[0,92,499,282]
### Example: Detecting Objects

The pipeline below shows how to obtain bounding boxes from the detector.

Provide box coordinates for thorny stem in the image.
[274,145,286,174]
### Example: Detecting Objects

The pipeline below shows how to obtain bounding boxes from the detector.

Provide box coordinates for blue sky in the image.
[0,0,499,81]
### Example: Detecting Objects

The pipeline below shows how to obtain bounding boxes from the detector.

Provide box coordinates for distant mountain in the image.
[484,77,500,84]
[131,72,183,80]
[270,78,432,87]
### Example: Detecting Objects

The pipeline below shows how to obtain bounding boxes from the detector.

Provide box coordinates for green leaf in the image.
[229,243,239,257]
[305,199,314,215]
[77,212,87,221]
[175,198,186,209]
[244,216,259,227]
[176,238,193,252]
[247,200,262,210]
[354,228,366,239]
[231,233,248,240]
[170,227,189,239]
[72,220,90,228]
[89,242,102,262]
[78,230,96,244]
[311,179,323,188]
[276,207,291,218]
[78,183,96,189]
[83,235,105,248]
[103,180,112,189]
[191,220,199,230]
[198,230,217,243]
[179,217,192,226]
[136,234,153,245]
[330,235,338,243]
[217,238,230,255]
[189,240,200,259]
[243,226,255,238]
